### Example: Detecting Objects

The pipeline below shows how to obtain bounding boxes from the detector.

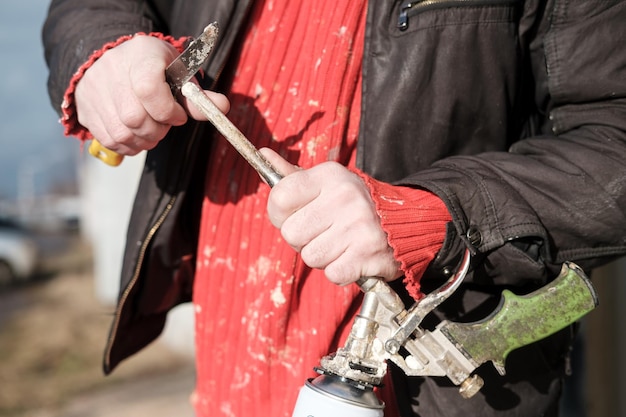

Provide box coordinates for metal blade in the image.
[165,22,219,92]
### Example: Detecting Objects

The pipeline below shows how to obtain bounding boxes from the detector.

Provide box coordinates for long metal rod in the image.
[181,82,284,187]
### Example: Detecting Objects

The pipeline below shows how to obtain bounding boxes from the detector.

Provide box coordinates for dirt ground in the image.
[0,233,195,417]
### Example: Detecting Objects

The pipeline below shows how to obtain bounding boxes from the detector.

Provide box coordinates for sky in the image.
[0,1,78,201]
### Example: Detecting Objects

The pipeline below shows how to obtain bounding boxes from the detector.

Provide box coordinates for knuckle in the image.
[132,76,157,100]
[317,161,343,174]
[141,137,161,151]
[280,224,301,249]
[324,261,357,286]
[283,170,311,193]
[336,181,367,206]
[300,243,328,269]
[107,123,134,145]
[138,123,170,143]
[151,104,177,124]
[118,106,146,129]
[269,183,295,213]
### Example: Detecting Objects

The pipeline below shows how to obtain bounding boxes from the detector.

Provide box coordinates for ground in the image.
[0,233,194,417]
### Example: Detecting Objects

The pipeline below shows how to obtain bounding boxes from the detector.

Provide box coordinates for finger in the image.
[259,147,300,177]
[129,54,188,127]
[94,106,167,155]
[297,227,364,286]
[113,93,171,144]
[298,225,346,270]
[323,254,368,286]
[136,79,188,126]
[280,197,332,251]
[95,124,144,156]
[267,174,320,229]
[323,245,402,286]
[298,211,391,283]
[117,106,172,144]
[183,89,231,120]
[323,256,362,286]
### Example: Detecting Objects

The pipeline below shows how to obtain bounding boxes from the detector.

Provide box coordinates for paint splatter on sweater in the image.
[192,1,450,416]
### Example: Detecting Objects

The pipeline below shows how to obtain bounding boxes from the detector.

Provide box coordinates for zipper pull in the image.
[398,1,418,31]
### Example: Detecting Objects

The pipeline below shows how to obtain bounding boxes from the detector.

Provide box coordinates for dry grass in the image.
[0,235,191,417]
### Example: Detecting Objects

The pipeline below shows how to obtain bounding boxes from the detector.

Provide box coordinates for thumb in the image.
[183,89,231,120]
[258,147,300,178]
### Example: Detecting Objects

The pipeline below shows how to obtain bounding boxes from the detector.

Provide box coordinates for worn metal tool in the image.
[88,22,220,166]
[181,82,283,186]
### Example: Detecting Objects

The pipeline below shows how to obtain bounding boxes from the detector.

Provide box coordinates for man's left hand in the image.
[261,148,402,286]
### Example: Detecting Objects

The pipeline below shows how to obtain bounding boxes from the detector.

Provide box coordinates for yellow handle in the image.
[88,140,124,166]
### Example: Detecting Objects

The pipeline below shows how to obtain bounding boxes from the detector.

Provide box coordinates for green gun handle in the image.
[440,262,599,375]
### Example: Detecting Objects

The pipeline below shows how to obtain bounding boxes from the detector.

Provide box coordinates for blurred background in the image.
[0,1,624,417]
[0,1,195,416]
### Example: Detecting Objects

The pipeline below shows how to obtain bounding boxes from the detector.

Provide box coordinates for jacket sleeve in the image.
[409,1,626,287]
[42,0,163,114]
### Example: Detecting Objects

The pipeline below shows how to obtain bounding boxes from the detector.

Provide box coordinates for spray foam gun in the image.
[182,80,599,416]
[291,251,598,416]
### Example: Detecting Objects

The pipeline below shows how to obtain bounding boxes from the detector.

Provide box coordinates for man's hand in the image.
[262,148,402,286]
[74,35,230,155]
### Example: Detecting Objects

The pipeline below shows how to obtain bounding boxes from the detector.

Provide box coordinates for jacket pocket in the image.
[393,0,522,33]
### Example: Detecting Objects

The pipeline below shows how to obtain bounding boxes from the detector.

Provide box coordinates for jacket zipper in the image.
[103,122,202,371]
[398,0,519,31]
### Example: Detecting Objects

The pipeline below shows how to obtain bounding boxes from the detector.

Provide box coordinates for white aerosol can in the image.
[291,374,384,417]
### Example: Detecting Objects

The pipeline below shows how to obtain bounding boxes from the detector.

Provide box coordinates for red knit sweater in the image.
[192,1,449,417]
[193,2,368,416]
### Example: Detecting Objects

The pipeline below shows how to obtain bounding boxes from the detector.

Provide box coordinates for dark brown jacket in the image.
[43,0,626,415]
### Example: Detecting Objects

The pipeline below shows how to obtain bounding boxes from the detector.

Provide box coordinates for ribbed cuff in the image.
[60,33,189,140]
[354,170,451,299]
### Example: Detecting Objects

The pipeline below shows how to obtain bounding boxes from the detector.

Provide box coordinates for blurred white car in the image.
[0,219,39,287]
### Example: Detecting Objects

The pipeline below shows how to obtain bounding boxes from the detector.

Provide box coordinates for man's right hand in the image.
[74,35,230,155]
